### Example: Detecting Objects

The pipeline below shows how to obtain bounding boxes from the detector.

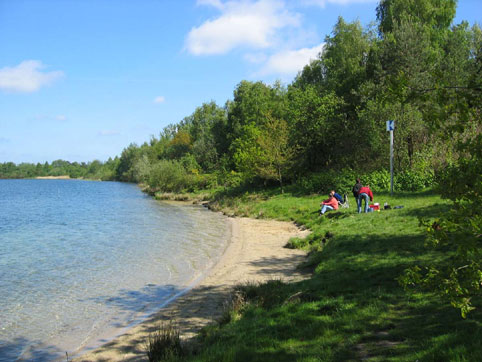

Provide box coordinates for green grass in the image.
[165,188,482,361]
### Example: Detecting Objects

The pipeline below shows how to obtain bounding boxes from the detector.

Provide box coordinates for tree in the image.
[227,81,287,153]
[183,101,228,171]
[376,0,456,37]
[166,130,192,160]
[116,143,141,181]
[399,24,482,318]
[255,114,295,193]
[287,85,343,170]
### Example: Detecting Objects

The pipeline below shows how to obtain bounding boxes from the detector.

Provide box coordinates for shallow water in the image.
[0,179,229,361]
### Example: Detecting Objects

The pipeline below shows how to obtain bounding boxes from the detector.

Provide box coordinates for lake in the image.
[0,179,229,361]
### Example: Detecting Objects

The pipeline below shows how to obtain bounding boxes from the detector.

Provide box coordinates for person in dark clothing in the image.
[352,178,363,199]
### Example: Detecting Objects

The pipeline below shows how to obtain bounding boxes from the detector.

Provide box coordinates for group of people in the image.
[319,178,374,215]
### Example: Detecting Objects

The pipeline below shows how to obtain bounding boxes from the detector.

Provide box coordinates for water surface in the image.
[0,179,229,361]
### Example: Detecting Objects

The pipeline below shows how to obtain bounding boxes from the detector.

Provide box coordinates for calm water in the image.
[0,179,229,361]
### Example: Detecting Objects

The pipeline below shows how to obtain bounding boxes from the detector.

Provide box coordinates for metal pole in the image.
[390,129,394,195]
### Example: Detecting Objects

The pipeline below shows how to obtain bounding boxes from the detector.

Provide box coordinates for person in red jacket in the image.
[320,190,339,215]
[357,185,374,213]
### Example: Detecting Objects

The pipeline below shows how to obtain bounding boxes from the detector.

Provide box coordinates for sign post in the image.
[386,120,395,195]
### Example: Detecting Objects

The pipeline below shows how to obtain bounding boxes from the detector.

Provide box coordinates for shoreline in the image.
[73,214,310,361]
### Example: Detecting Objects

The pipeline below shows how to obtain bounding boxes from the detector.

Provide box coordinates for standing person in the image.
[320,191,339,215]
[357,185,374,213]
[352,178,362,199]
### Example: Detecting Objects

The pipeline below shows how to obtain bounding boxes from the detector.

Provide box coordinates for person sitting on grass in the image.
[333,191,344,205]
[320,190,339,215]
[357,184,374,213]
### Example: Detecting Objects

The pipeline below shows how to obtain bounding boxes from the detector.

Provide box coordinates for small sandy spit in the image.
[35,175,71,179]
[74,215,310,361]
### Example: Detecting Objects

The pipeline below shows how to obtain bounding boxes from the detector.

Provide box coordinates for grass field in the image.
[158,188,482,361]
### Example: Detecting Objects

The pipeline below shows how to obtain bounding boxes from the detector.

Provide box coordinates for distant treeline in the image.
[2,0,480,194]
[0,159,119,180]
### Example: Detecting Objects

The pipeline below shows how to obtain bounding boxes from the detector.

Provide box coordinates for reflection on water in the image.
[0,180,229,361]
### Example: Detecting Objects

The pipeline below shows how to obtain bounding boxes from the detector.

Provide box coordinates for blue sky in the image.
[0,0,480,164]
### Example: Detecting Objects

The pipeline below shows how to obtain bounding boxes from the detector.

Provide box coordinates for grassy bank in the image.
[153,187,481,361]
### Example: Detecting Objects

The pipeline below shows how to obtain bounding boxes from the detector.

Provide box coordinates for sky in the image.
[0,0,480,164]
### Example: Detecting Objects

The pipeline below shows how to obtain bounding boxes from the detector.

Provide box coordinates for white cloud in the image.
[0,60,64,93]
[55,115,67,121]
[301,0,377,7]
[186,0,300,55]
[153,96,165,104]
[98,130,120,136]
[259,43,324,76]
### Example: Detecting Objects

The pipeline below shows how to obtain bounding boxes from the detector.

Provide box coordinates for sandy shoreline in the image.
[73,215,310,361]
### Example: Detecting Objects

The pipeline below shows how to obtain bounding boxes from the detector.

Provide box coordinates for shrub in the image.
[395,170,434,191]
[236,279,287,309]
[362,169,391,191]
[295,169,356,194]
[145,322,184,362]
[148,160,187,192]
[219,290,247,325]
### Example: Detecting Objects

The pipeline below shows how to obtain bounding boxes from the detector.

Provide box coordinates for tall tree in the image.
[376,0,457,37]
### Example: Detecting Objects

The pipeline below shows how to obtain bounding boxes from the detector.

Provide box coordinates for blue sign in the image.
[386,120,395,131]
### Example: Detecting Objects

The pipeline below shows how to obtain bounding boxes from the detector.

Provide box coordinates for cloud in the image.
[153,96,165,104]
[186,0,300,55]
[0,60,64,93]
[301,0,377,7]
[259,43,324,76]
[55,115,67,121]
[98,130,120,136]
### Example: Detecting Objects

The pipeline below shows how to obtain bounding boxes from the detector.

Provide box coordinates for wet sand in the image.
[73,216,310,361]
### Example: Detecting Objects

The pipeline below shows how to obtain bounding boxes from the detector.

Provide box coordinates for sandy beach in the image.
[73,216,310,361]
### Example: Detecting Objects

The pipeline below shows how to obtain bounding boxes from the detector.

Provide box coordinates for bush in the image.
[295,169,356,194]
[145,322,184,362]
[148,160,187,192]
[294,168,434,195]
[183,173,218,192]
[362,169,391,191]
[216,170,244,189]
[395,170,434,191]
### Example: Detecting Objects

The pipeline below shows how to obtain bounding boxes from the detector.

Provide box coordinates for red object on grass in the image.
[369,204,380,211]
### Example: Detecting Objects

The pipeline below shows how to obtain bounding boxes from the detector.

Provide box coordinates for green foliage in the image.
[287,86,343,170]
[295,169,356,194]
[400,136,482,318]
[395,169,434,191]
[0,158,118,180]
[253,114,295,192]
[145,322,184,362]
[376,0,457,36]
[293,168,434,195]
[166,130,192,160]
[231,122,262,178]
[148,160,188,193]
